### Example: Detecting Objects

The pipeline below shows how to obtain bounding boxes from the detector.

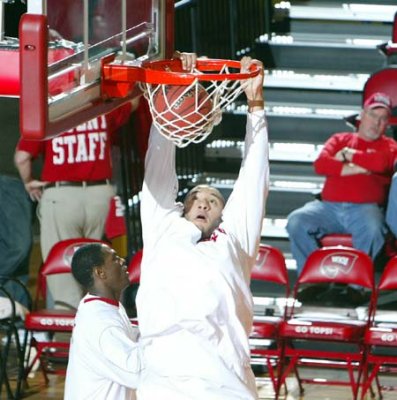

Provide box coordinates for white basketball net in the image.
[141,64,248,148]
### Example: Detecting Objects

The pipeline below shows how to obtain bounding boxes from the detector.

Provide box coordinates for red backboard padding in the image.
[19,13,48,139]
[0,47,19,96]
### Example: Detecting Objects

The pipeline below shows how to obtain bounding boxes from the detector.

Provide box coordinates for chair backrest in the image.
[368,255,397,326]
[319,234,353,248]
[251,244,289,285]
[378,255,397,291]
[298,246,374,290]
[251,244,290,302]
[362,67,397,126]
[37,238,109,303]
[127,250,142,285]
[127,246,289,287]
[344,67,397,129]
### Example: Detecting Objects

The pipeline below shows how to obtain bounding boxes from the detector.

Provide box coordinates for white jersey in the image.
[64,294,143,400]
[136,111,269,400]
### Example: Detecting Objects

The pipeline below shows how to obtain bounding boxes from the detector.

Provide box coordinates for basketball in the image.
[152,84,213,135]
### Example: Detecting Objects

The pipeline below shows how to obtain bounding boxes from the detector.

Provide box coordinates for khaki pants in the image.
[38,184,115,309]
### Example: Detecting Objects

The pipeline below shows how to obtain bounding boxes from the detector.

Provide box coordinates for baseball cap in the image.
[364,92,392,113]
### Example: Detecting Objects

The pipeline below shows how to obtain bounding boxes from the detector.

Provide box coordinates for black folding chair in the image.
[0,276,32,399]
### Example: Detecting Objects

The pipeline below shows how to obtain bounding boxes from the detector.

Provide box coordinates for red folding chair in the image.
[360,255,397,399]
[24,238,109,383]
[319,232,397,260]
[362,67,397,126]
[344,66,397,132]
[127,249,142,285]
[278,246,376,400]
[249,244,290,398]
[0,276,32,399]
[378,11,397,63]
[319,234,353,248]
[124,249,142,322]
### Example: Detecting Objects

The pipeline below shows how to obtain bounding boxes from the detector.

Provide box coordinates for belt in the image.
[45,179,111,189]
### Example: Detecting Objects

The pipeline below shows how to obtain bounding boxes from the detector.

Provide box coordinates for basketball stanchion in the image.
[102,58,261,147]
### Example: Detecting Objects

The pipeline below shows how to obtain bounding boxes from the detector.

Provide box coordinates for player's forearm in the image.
[142,125,178,204]
[223,111,269,256]
[243,111,269,251]
[141,125,180,241]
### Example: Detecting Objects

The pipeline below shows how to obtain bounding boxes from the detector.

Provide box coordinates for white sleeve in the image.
[141,125,183,246]
[221,110,269,259]
[98,326,143,387]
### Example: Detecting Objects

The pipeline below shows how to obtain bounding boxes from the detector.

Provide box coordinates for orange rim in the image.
[124,58,261,85]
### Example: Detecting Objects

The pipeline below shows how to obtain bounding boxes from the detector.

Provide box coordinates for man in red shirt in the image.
[14,103,134,308]
[287,92,397,277]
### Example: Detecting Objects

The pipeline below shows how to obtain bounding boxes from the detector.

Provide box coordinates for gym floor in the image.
[20,373,397,399]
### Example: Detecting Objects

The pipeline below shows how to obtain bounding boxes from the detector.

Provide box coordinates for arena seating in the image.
[249,244,290,397]
[360,255,397,399]
[277,246,376,400]
[0,276,31,399]
[24,238,108,383]
[362,67,397,128]
[127,249,142,285]
[319,234,353,248]
[378,11,397,64]
[319,65,397,257]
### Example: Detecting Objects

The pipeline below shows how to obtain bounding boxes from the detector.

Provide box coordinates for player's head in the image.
[71,243,129,296]
[183,185,225,239]
[359,92,391,141]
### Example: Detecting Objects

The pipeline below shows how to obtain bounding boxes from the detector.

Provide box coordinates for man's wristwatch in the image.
[342,149,348,162]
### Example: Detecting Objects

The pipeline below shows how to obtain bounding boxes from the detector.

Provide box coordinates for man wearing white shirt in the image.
[64,243,143,400]
[136,54,269,400]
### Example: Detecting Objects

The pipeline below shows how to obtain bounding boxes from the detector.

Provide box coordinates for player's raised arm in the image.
[222,57,269,261]
[140,52,198,245]
[140,125,180,243]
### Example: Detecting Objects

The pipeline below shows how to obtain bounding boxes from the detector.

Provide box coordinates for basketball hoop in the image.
[118,58,261,147]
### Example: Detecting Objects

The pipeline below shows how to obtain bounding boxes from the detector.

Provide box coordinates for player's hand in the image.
[173,51,197,72]
[25,180,47,202]
[240,57,264,110]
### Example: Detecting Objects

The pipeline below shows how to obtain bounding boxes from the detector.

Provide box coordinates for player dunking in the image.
[136,53,269,400]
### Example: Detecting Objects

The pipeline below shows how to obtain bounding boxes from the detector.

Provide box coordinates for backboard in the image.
[20,0,174,140]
